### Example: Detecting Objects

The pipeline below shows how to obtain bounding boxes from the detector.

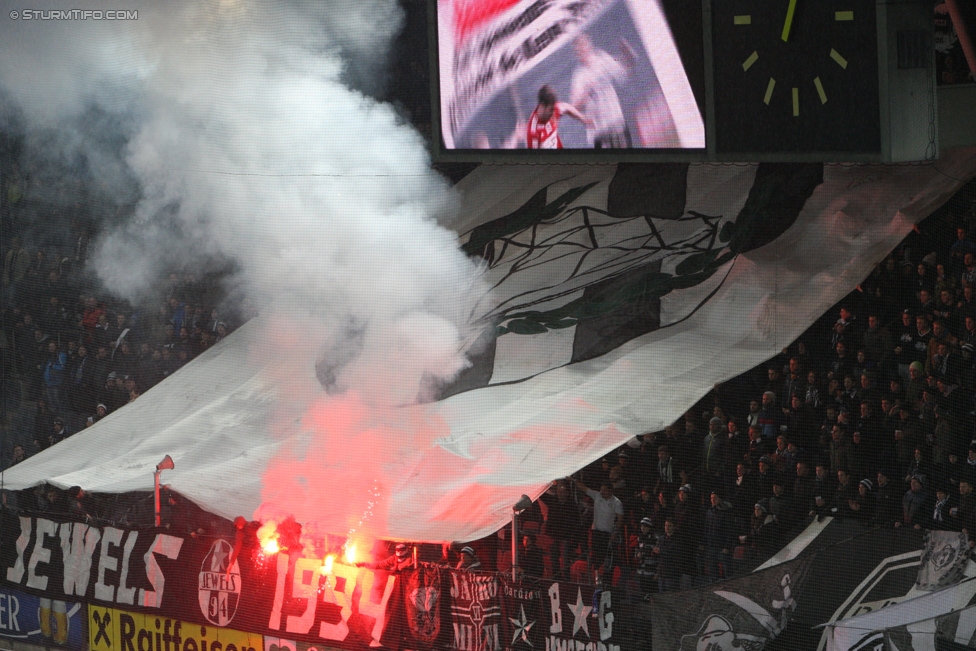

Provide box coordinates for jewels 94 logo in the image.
[198,540,241,626]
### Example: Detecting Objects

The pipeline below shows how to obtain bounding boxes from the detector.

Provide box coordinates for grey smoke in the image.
[0,0,489,402]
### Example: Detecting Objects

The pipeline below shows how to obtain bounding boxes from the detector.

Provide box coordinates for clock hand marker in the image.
[743,51,759,71]
[781,0,798,41]
[764,78,776,105]
[814,77,827,104]
[830,48,848,69]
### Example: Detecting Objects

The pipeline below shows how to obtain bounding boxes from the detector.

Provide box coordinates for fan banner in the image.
[650,556,813,651]
[498,577,547,651]
[448,570,503,651]
[822,579,976,651]
[916,530,971,591]
[1,509,973,651]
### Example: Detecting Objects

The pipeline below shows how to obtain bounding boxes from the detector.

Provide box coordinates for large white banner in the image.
[4,152,976,543]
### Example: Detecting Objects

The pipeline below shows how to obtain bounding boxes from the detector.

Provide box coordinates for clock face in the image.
[712,0,880,155]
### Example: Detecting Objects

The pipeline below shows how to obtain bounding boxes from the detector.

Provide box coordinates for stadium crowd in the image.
[471,195,976,596]
[2,166,976,592]
[1,248,240,450]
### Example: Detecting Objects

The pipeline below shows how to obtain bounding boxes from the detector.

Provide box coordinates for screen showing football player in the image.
[526,84,589,149]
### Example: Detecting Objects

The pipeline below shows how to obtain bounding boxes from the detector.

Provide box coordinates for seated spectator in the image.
[826,341,854,383]
[768,479,796,527]
[755,456,780,500]
[97,372,126,413]
[361,543,415,572]
[898,475,930,529]
[214,322,230,343]
[757,391,782,439]
[731,462,758,530]
[540,481,582,577]
[832,469,858,517]
[654,445,684,496]
[3,444,27,471]
[570,477,624,575]
[929,483,954,529]
[34,417,67,453]
[744,425,770,469]
[634,517,656,599]
[33,484,67,517]
[652,518,685,592]
[847,430,869,483]
[905,445,934,487]
[648,488,673,536]
[874,468,902,526]
[949,478,975,535]
[804,370,824,410]
[92,313,112,349]
[66,486,95,523]
[740,501,775,560]
[79,296,105,343]
[456,546,482,571]
[702,490,735,583]
[792,459,815,510]
[849,479,875,520]
[42,341,67,417]
[784,395,816,449]
[746,400,761,429]
[811,463,836,518]
[633,485,655,524]
[941,448,969,489]
[518,534,545,579]
[726,418,750,471]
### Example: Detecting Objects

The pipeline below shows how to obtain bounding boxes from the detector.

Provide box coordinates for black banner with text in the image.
[0,512,931,651]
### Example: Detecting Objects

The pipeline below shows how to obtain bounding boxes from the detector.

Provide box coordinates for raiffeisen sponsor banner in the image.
[88,605,262,651]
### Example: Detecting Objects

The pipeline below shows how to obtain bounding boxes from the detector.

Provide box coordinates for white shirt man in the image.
[572,477,624,572]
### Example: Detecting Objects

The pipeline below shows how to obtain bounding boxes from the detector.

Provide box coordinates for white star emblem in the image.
[509,604,535,646]
[210,543,228,572]
[568,588,591,638]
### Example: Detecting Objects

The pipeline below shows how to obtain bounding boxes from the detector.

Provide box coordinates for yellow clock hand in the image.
[781,0,797,41]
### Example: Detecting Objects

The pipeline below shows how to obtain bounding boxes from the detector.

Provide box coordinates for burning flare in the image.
[257,521,280,555]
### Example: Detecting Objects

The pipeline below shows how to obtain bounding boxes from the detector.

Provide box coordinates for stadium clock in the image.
[711,0,882,154]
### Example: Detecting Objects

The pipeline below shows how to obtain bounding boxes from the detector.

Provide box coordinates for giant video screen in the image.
[436,0,705,152]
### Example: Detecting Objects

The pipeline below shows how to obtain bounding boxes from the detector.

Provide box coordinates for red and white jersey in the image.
[527,105,562,149]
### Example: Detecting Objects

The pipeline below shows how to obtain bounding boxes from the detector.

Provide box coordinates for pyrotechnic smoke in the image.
[0,0,490,543]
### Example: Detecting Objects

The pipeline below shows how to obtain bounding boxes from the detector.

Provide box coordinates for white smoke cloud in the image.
[0,0,489,405]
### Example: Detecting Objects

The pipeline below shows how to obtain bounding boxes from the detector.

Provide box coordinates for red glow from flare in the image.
[256,391,449,544]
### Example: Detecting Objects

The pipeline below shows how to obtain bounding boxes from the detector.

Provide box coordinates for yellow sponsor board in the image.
[89,605,263,651]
